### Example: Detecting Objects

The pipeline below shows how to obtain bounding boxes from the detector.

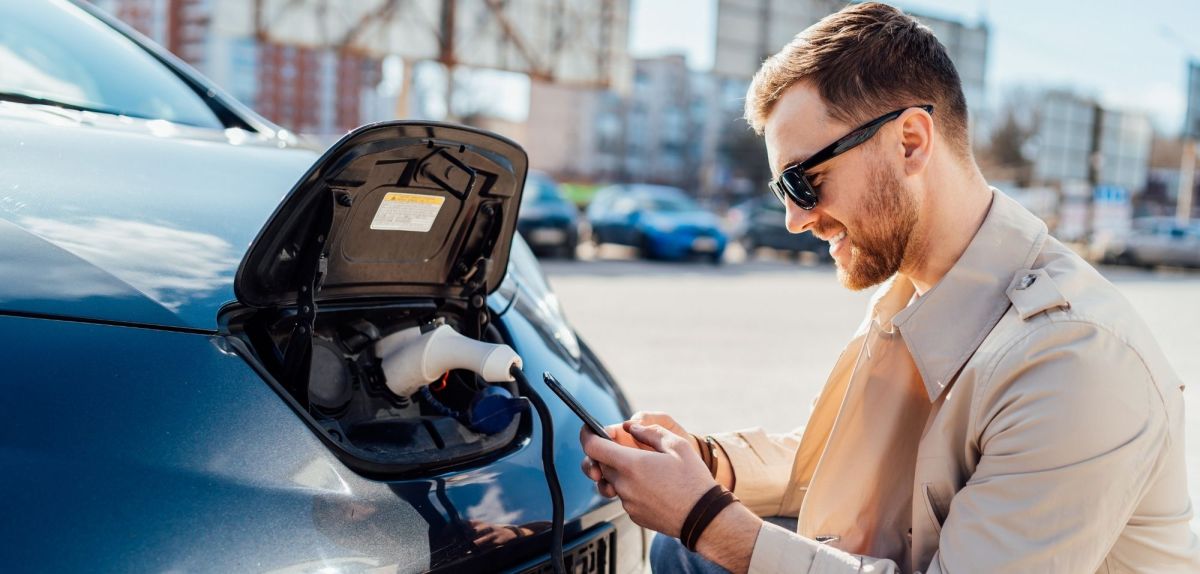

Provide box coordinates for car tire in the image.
[637,232,655,260]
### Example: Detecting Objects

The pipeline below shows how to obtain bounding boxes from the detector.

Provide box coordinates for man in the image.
[579,3,1200,573]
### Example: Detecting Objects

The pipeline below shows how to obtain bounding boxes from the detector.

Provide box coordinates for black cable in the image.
[511,366,566,574]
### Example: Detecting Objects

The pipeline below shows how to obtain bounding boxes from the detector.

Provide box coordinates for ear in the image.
[897,107,934,177]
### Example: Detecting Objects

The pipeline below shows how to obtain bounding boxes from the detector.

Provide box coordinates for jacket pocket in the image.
[922,482,950,535]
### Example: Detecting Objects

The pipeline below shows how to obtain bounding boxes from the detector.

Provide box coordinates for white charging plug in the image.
[374,324,523,397]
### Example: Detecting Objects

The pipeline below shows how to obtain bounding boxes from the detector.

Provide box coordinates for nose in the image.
[784,199,818,234]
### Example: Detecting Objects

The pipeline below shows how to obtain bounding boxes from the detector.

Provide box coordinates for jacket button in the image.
[1016,273,1037,290]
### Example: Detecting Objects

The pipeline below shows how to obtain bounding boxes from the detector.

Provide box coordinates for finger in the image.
[597,478,617,498]
[581,457,604,482]
[626,423,682,453]
[581,428,639,468]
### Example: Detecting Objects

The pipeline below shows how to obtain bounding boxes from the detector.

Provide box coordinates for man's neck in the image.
[904,164,993,296]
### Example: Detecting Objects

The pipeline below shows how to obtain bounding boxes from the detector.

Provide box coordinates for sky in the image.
[629,0,1200,134]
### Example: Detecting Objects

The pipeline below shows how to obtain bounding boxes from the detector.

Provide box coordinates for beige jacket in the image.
[712,190,1200,573]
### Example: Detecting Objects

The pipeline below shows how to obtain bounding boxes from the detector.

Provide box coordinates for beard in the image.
[820,160,920,291]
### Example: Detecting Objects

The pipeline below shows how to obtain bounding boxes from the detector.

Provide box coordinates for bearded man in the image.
[579,3,1200,572]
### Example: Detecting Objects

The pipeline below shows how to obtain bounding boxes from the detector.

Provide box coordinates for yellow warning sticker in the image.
[369,192,445,232]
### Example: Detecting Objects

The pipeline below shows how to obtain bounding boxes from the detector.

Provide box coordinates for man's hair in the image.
[745,2,971,158]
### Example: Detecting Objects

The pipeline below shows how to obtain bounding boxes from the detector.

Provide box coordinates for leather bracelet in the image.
[680,485,739,552]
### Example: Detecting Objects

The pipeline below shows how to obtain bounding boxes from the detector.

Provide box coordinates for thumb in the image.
[627,423,677,453]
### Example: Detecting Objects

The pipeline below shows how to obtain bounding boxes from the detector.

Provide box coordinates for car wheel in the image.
[637,232,655,260]
[1114,250,1140,268]
[709,251,724,265]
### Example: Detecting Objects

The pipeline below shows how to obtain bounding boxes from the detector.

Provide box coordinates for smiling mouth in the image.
[827,230,847,246]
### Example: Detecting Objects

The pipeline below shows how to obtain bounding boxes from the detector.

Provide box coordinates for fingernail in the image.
[630,423,644,431]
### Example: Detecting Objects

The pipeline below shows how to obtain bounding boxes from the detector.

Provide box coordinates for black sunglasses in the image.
[769,104,934,210]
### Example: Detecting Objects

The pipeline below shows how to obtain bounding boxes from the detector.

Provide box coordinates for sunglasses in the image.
[769,104,934,210]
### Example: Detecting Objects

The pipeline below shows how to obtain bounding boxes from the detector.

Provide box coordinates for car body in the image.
[0,2,644,572]
[517,171,581,259]
[586,184,727,263]
[726,196,832,262]
[1097,216,1200,268]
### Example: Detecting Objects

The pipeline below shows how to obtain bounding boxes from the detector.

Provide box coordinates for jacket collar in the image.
[880,189,1047,402]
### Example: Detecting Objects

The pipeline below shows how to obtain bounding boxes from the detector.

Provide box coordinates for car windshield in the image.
[644,194,701,213]
[0,0,223,128]
[522,176,564,206]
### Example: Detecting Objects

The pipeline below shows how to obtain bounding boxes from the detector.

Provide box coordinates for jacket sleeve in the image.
[741,321,1171,573]
[710,428,804,517]
[924,320,1171,572]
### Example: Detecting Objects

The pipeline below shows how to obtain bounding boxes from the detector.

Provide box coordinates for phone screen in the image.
[542,372,613,441]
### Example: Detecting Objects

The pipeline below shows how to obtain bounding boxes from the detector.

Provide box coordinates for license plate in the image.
[692,237,718,252]
[530,228,567,244]
[509,525,616,574]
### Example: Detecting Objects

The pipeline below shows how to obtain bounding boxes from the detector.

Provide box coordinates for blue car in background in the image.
[517,171,581,259]
[586,184,727,263]
[0,1,644,572]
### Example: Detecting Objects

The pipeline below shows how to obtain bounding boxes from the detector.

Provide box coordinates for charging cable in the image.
[511,366,566,574]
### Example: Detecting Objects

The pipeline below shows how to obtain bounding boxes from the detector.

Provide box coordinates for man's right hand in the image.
[580,411,697,498]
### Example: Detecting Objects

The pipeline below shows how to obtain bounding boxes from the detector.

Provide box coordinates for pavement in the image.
[542,243,1200,531]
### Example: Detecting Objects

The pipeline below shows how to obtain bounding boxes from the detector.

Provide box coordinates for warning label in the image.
[369,192,445,232]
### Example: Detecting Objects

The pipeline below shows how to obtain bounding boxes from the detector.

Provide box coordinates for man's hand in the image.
[580,411,696,498]
[579,420,715,537]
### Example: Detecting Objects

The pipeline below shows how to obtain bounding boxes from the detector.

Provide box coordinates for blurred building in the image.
[1030,91,1153,240]
[97,0,631,138]
[526,55,723,194]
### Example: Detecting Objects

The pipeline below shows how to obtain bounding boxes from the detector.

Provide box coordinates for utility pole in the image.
[1178,139,1196,225]
[439,0,458,121]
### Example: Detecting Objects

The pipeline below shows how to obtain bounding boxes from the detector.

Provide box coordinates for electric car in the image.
[0,1,644,572]
[587,184,727,263]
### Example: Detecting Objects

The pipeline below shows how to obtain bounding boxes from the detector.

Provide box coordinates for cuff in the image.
[749,521,868,574]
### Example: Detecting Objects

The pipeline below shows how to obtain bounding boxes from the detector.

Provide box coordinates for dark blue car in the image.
[0,2,644,572]
[586,184,727,263]
[517,171,581,259]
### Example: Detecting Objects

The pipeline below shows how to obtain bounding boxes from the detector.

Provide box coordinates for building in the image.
[1030,91,1153,240]
[525,55,724,193]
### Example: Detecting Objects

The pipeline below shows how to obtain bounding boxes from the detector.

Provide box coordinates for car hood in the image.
[0,111,318,331]
[236,122,527,308]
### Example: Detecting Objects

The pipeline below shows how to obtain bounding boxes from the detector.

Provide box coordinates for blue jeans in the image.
[649,516,798,573]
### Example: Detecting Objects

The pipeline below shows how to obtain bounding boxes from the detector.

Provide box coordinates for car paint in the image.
[0,2,645,571]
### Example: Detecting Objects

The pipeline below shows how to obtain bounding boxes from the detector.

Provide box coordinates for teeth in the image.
[829,231,847,245]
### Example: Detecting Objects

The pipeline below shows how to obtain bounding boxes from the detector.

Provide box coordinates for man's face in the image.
[764,83,922,291]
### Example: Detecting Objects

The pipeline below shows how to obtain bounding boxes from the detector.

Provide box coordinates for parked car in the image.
[517,171,581,259]
[0,2,644,572]
[726,196,832,262]
[586,184,727,263]
[1097,217,1200,268]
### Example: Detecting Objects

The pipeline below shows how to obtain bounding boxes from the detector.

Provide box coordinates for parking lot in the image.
[543,245,1200,529]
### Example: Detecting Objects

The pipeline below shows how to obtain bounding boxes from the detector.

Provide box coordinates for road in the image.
[541,245,1200,529]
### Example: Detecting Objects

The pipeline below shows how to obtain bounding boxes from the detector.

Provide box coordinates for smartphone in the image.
[542,372,613,441]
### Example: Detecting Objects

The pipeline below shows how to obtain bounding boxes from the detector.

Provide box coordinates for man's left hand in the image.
[579,422,716,537]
